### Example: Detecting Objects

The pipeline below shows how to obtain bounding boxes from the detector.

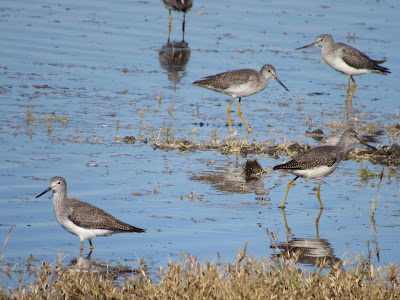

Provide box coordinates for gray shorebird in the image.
[296,34,390,103]
[192,64,288,134]
[161,0,193,42]
[273,129,376,209]
[36,176,145,253]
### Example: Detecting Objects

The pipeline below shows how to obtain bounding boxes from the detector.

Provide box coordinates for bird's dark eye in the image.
[267,69,271,73]
[320,38,324,42]
[57,181,61,185]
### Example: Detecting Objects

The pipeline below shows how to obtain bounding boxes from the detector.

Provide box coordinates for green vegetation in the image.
[26,107,69,126]
[358,163,380,182]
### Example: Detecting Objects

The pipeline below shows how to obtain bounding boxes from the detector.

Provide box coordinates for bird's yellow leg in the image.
[280,177,298,208]
[168,10,172,42]
[80,241,84,253]
[345,76,351,102]
[237,98,251,133]
[227,97,235,134]
[349,78,357,104]
[317,180,324,209]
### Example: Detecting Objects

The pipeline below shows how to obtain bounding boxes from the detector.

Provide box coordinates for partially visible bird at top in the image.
[161,0,193,42]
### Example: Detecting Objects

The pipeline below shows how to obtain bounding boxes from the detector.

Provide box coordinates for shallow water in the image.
[1,0,400,287]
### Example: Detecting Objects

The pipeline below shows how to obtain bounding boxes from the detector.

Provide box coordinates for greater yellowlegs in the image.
[36,176,145,253]
[296,34,390,103]
[273,129,376,209]
[192,64,289,134]
[161,0,193,42]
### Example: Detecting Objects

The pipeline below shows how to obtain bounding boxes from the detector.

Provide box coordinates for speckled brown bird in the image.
[273,129,376,209]
[193,64,288,134]
[296,34,390,103]
[36,176,145,253]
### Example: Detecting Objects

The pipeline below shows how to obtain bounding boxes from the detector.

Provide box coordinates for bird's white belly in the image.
[291,165,335,180]
[59,218,113,241]
[224,82,264,98]
[324,56,369,76]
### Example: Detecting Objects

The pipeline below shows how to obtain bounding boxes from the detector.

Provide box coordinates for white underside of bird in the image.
[325,57,370,76]
[59,218,114,242]
[290,165,337,180]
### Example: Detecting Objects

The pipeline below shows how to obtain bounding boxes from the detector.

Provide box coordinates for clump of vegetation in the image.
[2,246,399,299]
[358,163,380,182]
[26,107,69,126]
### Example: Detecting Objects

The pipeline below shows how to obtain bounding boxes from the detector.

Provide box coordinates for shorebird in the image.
[192,64,288,134]
[161,0,193,41]
[36,176,145,253]
[296,34,390,103]
[273,129,376,209]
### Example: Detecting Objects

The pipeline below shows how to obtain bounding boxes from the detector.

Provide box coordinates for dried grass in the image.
[3,246,399,299]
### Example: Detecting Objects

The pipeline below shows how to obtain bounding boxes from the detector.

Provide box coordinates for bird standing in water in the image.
[273,129,376,209]
[296,34,390,103]
[36,176,145,253]
[193,64,288,135]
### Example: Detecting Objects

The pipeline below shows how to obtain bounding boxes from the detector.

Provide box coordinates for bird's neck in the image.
[52,190,67,209]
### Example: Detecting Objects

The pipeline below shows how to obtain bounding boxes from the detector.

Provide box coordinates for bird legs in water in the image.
[280,176,298,209]
[168,10,172,42]
[167,10,187,42]
[280,177,324,209]
[80,239,94,254]
[227,97,252,135]
[345,75,357,104]
[182,13,186,41]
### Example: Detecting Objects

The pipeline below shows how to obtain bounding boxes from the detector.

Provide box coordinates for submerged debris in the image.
[305,128,324,141]
[243,159,265,180]
[123,136,136,144]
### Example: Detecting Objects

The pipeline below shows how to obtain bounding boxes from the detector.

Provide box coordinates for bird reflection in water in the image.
[159,40,191,87]
[67,252,141,277]
[189,158,269,197]
[271,209,342,267]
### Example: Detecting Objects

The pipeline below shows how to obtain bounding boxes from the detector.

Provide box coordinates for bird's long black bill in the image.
[362,142,377,151]
[36,187,52,198]
[275,77,289,92]
[295,42,317,50]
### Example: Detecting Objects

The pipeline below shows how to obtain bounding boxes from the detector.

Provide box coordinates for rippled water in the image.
[1,0,399,287]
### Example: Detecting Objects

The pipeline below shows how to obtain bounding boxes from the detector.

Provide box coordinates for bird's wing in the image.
[67,199,141,232]
[338,43,385,71]
[294,146,338,168]
[194,69,257,91]
[275,146,337,170]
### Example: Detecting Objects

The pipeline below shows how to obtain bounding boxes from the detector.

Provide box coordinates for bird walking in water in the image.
[192,64,288,135]
[36,176,145,253]
[161,0,193,42]
[296,34,390,103]
[273,129,376,209]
